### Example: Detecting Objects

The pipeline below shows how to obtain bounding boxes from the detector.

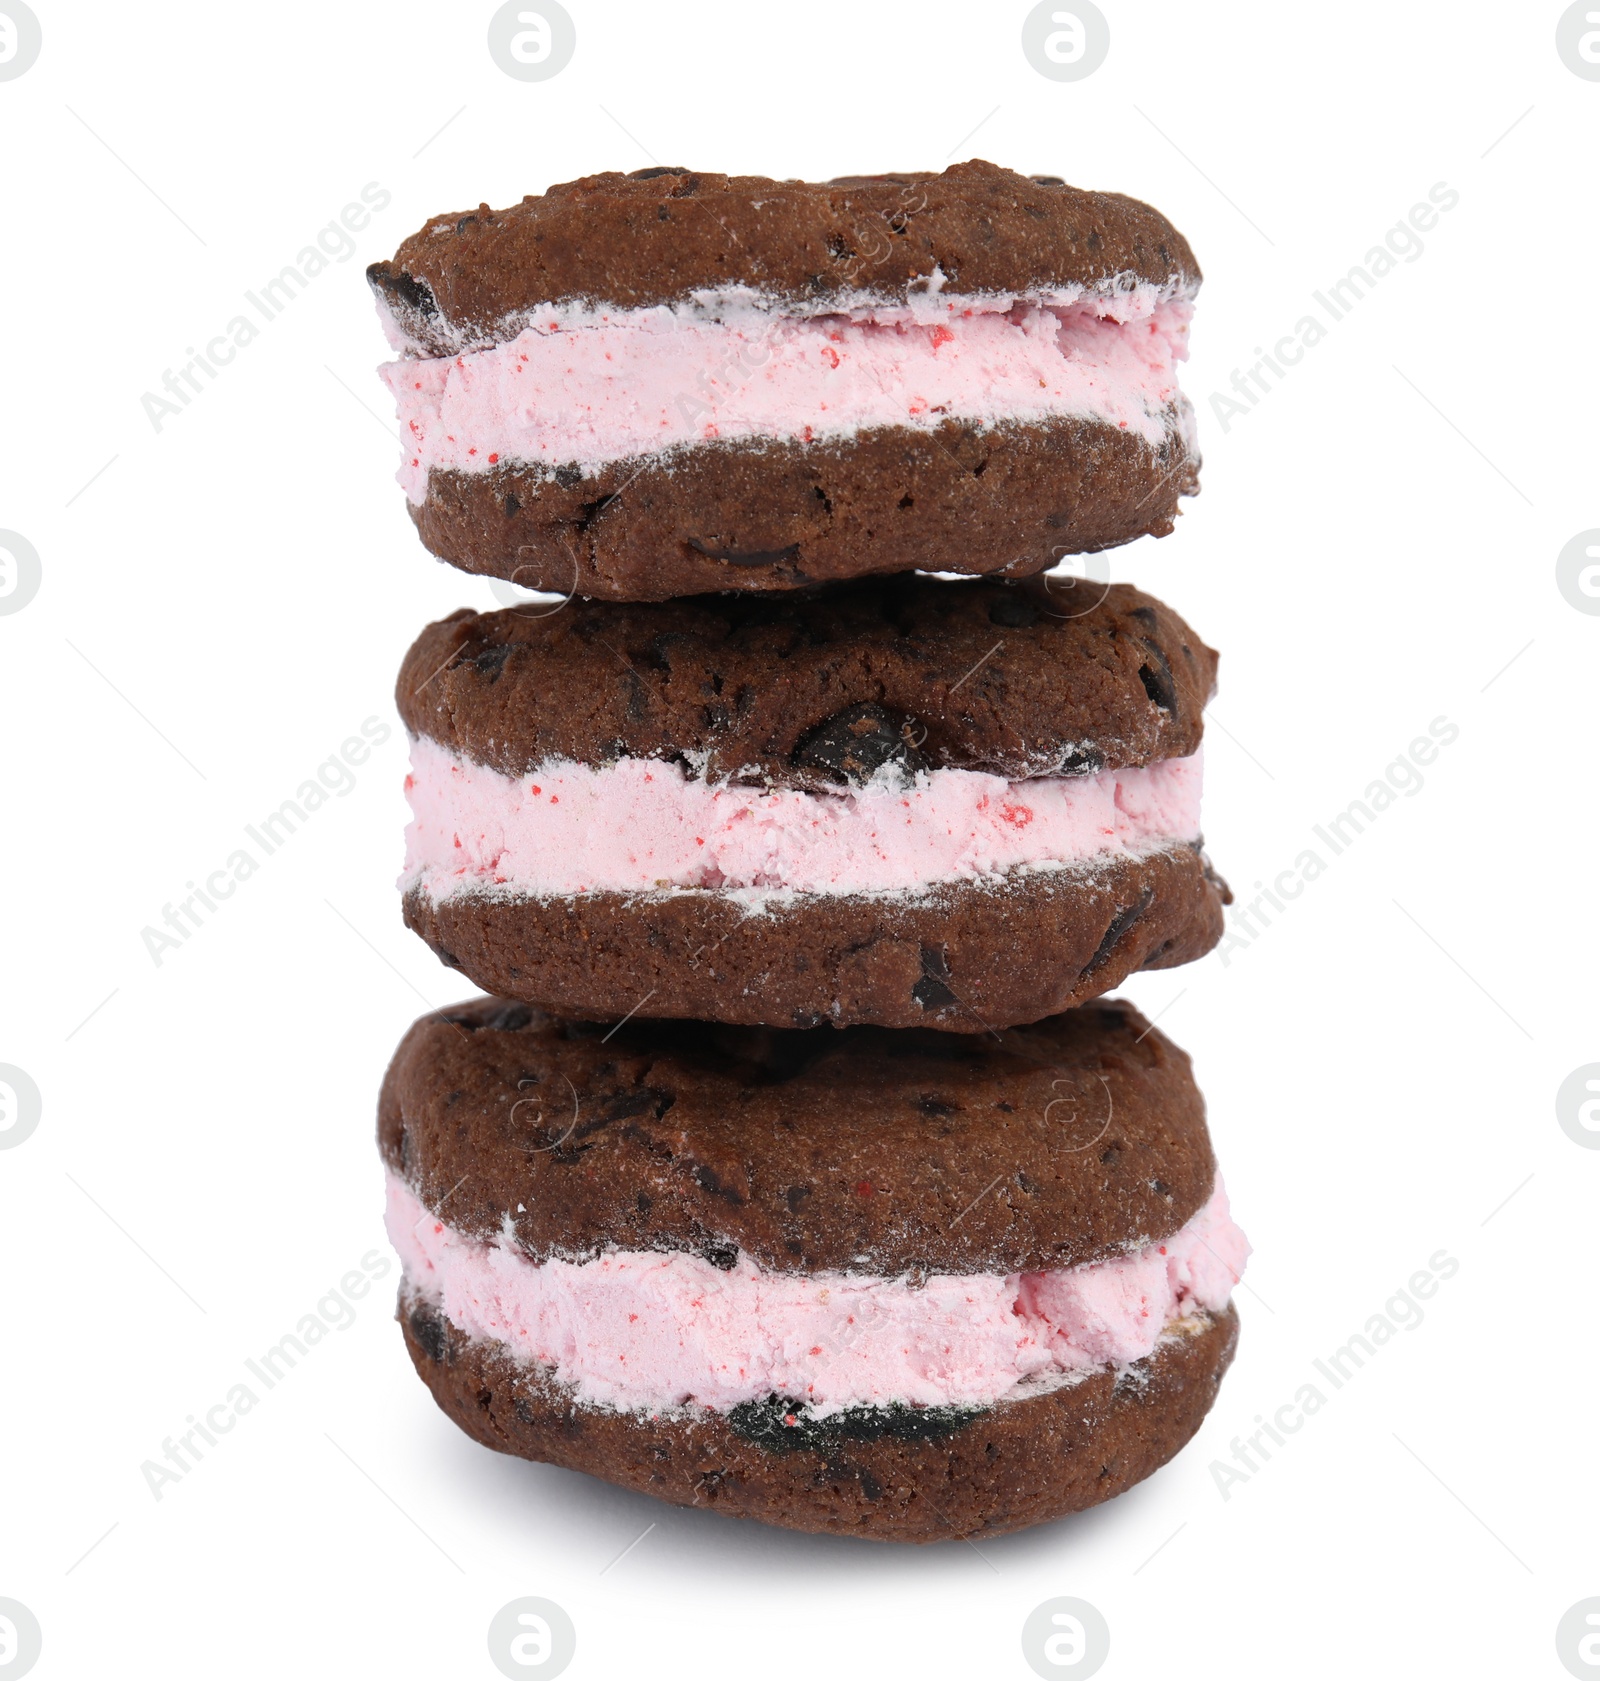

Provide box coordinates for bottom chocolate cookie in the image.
[403,843,1228,1032]
[400,1292,1239,1544]
[407,412,1198,601]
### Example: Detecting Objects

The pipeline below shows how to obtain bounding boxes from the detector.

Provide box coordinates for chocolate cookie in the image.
[371,162,1200,345]
[370,160,1201,599]
[395,574,1229,1031]
[380,994,1248,1541]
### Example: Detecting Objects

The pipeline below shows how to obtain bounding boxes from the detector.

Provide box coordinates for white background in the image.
[3,3,1597,1677]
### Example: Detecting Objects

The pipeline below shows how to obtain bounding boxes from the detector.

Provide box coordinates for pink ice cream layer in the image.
[379,287,1193,502]
[385,1173,1248,1416]
[401,738,1204,902]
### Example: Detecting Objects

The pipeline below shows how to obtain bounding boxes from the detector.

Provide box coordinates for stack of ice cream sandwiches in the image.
[369,160,1248,1542]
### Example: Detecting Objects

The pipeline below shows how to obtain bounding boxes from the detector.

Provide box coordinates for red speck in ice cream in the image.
[809,1346,822,1356]
[529,785,541,796]
[999,802,1034,827]
[629,1313,638,1322]
[488,453,499,464]
[822,346,840,368]
[930,325,954,349]
[784,1413,798,1428]
[549,795,559,804]
[696,837,705,846]
[404,774,415,792]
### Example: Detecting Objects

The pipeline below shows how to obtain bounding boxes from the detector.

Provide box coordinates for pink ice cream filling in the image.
[386,1173,1247,1416]
[379,287,1194,503]
[401,739,1204,902]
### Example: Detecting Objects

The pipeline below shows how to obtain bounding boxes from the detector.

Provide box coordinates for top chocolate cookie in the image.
[379,994,1217,1275]
[370,159,1199,353]
[370,161,1203,601]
